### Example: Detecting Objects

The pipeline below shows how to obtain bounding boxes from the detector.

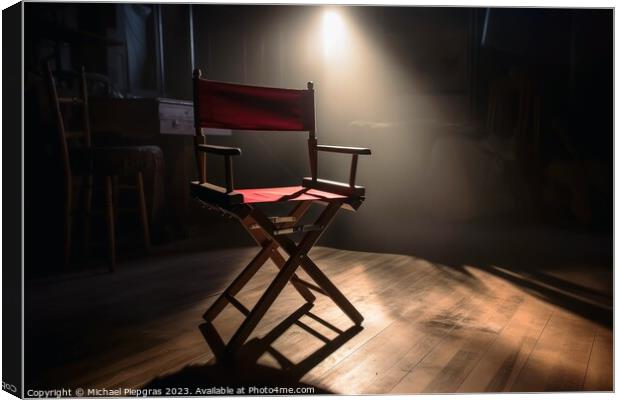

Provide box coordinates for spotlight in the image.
[322,10,346,58]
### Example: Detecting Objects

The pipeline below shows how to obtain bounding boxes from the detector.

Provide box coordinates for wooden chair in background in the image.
[190,69,371,358]
[47,64,151,271]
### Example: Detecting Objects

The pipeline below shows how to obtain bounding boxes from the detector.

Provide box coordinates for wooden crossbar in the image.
[270,216,296,224]
[273,224,323,236]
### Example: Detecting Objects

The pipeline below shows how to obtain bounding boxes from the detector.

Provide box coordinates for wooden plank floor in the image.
[25,244,612,394]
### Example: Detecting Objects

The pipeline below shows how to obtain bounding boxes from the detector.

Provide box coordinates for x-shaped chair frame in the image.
[199,197,364,357]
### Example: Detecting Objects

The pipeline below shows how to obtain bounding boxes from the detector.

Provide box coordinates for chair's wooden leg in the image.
[63,175,73,269]
[276,233,364,325]
[225,248,306,355]
[287,200,313,224]
[203,241,277,321]
[82,174,93,258]
[136,172,151,252]
[244,225,316,303]
[104,176,116,272]
[225,203,342,355]
[204,202,315,324]
[253,201,364,325]
[267,247,316,303]
[243,201,316,303]
[241,202,316,303]
[299,257,364,325]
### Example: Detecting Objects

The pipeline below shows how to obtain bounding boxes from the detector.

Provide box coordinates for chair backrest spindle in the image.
[192,69,207,184]
[47,64,72,182]
[47,64,92,181]
[80,66,92,147]
[306,81,318,182]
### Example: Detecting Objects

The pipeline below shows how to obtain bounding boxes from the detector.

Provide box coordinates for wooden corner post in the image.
[306,81,317,182]
[193,68,206,184]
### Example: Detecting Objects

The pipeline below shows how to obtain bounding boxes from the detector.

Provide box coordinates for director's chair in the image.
[190,69,371,357]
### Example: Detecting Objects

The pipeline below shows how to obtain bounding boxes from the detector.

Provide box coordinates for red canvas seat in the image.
[236,186,347,204]
[190,69,371,359]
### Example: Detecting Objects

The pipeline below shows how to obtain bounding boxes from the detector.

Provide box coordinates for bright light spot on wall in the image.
[322,11,346,58]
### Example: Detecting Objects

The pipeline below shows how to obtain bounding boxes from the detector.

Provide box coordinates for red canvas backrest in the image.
[193,72,315,132]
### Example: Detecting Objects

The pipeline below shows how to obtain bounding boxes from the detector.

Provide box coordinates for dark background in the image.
[4,3,24,397]
[23,4,613,276]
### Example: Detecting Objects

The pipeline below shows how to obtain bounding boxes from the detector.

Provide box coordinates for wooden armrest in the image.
[302,177,365,197]
[310,144,371,190]
[316,145,371,155]
[196,144,240,192]
[198,144,242,156]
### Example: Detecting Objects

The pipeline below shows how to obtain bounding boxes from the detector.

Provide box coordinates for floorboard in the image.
[25,243,612,394]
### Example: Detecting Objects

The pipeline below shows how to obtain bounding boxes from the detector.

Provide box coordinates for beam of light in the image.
[322,10,346,59]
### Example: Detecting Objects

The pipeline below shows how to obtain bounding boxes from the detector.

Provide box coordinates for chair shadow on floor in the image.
[143,303,363,393]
